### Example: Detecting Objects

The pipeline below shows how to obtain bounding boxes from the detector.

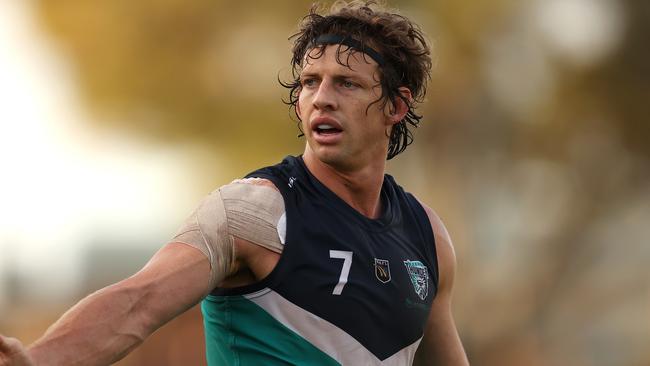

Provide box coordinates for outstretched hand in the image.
[0,336,33,366]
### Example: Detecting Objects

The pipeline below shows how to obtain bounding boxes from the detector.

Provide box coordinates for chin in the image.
[306,143,339,162]
[307,140,367,169]
[317,149,364,172]
[315,150,343,165]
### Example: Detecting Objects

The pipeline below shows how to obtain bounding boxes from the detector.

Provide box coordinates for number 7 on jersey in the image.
[329,250,353,295]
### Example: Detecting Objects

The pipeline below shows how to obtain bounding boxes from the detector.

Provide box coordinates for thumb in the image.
[0,335,22,354]
[0,335,10,352]
[0,335,34,366]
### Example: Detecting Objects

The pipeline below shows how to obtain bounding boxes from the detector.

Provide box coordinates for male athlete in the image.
[0,2,469,365]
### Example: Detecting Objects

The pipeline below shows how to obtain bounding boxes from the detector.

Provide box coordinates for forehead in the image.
[301,45,379,76]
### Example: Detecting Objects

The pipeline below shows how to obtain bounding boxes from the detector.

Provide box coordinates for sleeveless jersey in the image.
[201,156,438,365]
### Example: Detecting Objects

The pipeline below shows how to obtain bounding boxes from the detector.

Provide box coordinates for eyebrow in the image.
[299,72,320,79]
[299,71,370,83]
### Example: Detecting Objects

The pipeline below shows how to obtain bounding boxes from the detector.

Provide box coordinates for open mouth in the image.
[314,124,342,135]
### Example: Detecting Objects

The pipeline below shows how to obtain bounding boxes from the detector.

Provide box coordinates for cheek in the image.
[296,91,307,118]
[364,103,390,124]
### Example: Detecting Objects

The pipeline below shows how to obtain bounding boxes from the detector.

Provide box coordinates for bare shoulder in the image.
[414,197,457,292]
[412,199,469,365]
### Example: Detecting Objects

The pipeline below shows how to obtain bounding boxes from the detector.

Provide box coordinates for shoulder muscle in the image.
[415,199,457,296]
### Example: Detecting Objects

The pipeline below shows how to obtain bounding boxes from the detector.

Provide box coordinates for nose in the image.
[312,78,338,111]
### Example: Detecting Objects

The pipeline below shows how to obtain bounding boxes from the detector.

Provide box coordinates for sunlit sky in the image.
[0,1,206,305]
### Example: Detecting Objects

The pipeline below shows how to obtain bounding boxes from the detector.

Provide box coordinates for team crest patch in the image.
[374,258,391,283]
[403,260,429,300]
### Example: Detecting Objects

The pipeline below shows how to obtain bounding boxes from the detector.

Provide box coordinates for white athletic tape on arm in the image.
[220,183,285,253]
[172,189,234,292]
[172,181,285,291]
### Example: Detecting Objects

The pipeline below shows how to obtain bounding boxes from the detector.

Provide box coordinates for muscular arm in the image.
[413,203,469,366]
[0,179,283,366]
[22,242,211,366]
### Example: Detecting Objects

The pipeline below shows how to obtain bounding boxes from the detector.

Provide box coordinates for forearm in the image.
[24,243,211,366]
[27,281,153,366]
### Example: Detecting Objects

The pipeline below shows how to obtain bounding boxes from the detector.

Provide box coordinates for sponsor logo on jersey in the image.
[374,258,391,283]
[403,260,429,300]
[288,177,297,188]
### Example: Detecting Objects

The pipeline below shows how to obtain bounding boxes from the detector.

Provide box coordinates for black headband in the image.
[313,34,386,67]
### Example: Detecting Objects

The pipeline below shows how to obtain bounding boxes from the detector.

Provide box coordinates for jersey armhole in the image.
[406,194,440,297]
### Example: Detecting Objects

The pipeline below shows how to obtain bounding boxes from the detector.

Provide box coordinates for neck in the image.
[302,150,387,219]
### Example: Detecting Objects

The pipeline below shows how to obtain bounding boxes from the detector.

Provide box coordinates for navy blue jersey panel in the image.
[216,156,439,360]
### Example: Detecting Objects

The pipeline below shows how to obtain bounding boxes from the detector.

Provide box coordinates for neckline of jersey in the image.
[297,156,397,231]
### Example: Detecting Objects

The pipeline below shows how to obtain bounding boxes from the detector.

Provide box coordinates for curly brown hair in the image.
[281,0,432,160]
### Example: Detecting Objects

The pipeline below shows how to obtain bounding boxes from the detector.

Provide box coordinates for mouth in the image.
[312,117,343,136]
[314,123,343,135]
[310,117,343,144]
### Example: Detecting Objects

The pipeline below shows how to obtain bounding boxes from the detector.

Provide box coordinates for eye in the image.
[342,80,356,89]
[301,78,317,87]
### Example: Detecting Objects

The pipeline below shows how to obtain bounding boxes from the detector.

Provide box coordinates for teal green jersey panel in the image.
[202,294,341,366]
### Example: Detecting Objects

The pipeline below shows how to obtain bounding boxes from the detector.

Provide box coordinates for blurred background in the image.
[0,0,648,365]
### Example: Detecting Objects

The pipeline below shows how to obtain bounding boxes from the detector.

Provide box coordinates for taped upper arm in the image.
[171,178,285,291]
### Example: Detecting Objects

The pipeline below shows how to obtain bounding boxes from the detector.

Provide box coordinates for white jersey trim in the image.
[245,289,422,365]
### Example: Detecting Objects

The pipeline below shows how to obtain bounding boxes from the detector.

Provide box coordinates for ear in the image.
[387,87,412,126]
